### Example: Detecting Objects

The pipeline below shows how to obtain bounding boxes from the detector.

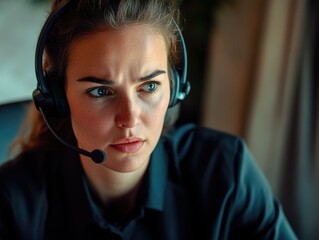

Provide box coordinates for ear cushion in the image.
[169,67,181,108]
[43,72,70,118]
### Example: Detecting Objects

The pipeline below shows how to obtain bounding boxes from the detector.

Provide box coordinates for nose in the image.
[115,96,141,129]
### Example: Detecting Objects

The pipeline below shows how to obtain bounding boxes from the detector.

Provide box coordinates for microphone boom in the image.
[39,107,106,163]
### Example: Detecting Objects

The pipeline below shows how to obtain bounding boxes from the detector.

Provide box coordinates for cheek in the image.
[71,108,97,129]
[70,109,93,135]
[69,102,114,147]
[143,91,170,131]
[66,86,110,130]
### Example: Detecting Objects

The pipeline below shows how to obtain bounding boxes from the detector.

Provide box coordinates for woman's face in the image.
[65,25,170,173]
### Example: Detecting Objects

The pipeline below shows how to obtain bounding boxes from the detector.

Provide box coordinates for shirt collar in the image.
[142,137,169,212]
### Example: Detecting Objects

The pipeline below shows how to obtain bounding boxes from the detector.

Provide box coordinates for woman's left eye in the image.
[141,82,159,93]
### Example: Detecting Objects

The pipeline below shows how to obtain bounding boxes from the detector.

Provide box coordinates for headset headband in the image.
[35,1,70,95]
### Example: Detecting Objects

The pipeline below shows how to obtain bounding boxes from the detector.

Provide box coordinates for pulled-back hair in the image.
[46,0,181,76]
[10,0,183,157]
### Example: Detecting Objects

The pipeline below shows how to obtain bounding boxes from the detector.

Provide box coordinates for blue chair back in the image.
[0,100,31,164]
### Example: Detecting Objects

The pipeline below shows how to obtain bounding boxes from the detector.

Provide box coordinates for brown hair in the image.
[11,0,182,157]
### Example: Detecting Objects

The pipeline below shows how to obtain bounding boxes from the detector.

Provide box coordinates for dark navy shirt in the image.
[0,124,297,239]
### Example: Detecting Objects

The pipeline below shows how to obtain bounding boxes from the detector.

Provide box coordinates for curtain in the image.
[200,0,319,238]
[278,0,319,238]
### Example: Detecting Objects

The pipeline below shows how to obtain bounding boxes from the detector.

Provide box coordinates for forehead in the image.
[66,25,168,77]
[69,24,167,54]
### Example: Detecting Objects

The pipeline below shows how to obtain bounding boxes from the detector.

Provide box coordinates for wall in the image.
[0,0,49,104]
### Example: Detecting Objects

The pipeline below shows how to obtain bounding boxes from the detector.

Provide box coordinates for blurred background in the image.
[0,0,318,239]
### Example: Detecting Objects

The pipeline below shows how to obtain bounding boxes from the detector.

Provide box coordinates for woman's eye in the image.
[86,86,111,98]
[142,82,159,93]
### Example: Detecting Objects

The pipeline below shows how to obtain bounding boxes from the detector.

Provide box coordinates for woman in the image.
[0,0,297,239]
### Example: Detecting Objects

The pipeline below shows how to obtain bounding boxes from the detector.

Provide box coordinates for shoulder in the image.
[162,123,271,207]
[0,150,62,200]
[163,123,247,170]
[164,123,244,151]
[161,123,255,202]
[163,124,297,238]
[0,151,57,238]
[0,151,47,186]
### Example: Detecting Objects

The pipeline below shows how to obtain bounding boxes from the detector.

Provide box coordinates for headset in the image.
[33,0,190,118]
[32,0,191,163]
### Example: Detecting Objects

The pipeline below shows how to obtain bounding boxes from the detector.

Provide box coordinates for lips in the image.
[110,137,145,153]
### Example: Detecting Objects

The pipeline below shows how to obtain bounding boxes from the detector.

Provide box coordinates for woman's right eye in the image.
[86,86,112,98]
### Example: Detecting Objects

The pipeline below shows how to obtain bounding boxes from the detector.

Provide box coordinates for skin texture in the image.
[65,25,170,205]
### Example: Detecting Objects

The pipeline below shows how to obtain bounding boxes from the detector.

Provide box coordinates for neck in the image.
[80,156,149,204]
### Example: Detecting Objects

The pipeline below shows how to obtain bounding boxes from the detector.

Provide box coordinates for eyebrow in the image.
[77,77,114,85]
[77,69,166,84]
[139,69,166,82]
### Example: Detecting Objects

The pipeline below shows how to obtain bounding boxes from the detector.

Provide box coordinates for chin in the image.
[102,155,150,173]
